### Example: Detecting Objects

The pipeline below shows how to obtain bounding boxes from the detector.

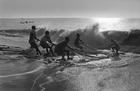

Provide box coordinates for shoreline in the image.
[0,43,140,91]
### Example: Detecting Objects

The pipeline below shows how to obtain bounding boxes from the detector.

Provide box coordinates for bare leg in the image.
[36,48,41,55]
[76,44,83,50]
[61,53,65,60]
[45,48,49,54]
[31,42,41,55]
[111,47,115,52]
[115,48,119,56]
[49,47,54,56]
[35,46,41,55]
[65,50,72,59]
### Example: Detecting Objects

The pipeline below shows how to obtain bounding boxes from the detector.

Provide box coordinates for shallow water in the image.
[0,50,45,91]
[0,34,140,91]
[30,54,140,91]
[0,53,140,91]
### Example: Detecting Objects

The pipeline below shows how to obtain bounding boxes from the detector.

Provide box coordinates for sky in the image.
[0,0,140,18]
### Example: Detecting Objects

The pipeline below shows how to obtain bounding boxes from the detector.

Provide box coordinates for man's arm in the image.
[35,36,40,41]
[34,32,40,41]
[48,37,56,45]
[79,39,84,44]
[67,45,74,51]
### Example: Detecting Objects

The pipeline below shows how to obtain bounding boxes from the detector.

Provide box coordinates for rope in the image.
[68,46,94,58]
[82,43,97,51]
[30,72,45,91]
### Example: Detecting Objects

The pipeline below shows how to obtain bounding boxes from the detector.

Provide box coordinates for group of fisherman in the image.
[29,25,120,60]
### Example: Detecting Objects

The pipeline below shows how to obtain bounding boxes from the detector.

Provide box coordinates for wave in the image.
[1,24,140,49]
[46,24,123,49]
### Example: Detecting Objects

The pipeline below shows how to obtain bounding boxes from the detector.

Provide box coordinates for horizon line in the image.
[0,17,140,19]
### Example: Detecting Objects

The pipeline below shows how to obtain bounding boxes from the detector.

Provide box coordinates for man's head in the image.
[65,37,70,43]
[110,39,116,42]
[76,33,80,37]
[45,31,49,35]
[31,25,36,30]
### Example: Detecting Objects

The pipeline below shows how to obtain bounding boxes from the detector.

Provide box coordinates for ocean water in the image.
[0,18,93,30]
[0,18,140,31]
[0,18,140,91]
[1,18,140,50]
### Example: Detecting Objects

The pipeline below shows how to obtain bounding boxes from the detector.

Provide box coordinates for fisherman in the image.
[40,31,55,56]
[110,39,120,54]
[74,33,84,50]
[29,25,41,55]
[54,37,72,60]
[107,46,120,61]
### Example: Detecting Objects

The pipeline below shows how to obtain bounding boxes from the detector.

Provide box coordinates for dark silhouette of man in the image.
[110,39,120,54]
[29,26,41,55]
[54,37,72,60]
[74,33,83,50]
[40,31,54,56]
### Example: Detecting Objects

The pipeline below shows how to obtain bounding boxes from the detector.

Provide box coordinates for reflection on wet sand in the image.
[0,45,45,91]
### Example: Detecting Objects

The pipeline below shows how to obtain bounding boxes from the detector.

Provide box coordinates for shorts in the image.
[54,48,64,55]
[40,42,50,49]
[112,46,119,50]
[29,42,38,49]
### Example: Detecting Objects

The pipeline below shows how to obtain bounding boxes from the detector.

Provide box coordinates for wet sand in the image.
[0,45,45,91]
